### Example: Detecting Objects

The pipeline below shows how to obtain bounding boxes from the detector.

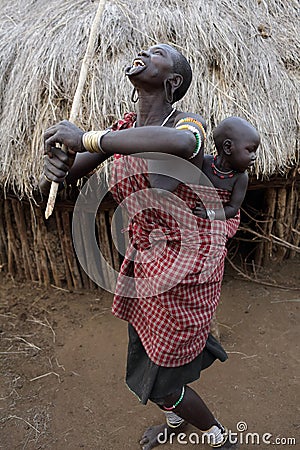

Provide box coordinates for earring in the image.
[131,87,139,103]
[164,80,174,104]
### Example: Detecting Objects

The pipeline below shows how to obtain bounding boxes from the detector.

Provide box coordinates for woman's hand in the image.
[44,120,85,155]
[45,146,75,182]
[39,145,76,195]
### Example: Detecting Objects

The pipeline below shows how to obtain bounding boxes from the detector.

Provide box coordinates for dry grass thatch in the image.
[0,0,299,198]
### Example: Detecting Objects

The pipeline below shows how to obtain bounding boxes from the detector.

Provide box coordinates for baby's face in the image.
[229,135,260,172]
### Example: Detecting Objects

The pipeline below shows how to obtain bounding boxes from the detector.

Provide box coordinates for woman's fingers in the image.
[44,120,84,154]
[43,147,70,183]
[44,127,62,155]
[44,167,66,183]
[45,155,69,173]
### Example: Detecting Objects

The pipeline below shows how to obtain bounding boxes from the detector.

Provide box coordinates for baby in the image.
[193,116,260,220]
[148,116,260,221]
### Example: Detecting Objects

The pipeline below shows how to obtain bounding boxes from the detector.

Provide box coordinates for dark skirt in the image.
[126,324,228,405]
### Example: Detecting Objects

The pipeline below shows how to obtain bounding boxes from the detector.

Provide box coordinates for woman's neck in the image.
[135,92,174,127]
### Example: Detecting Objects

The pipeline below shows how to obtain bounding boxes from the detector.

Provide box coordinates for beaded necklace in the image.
[133,107,176,128]
[211,156,236,179]
[160,108,176,127]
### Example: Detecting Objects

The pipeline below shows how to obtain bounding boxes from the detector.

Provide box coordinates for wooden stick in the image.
[55,209,73,289]
[61,210,83,289]
[239,225,300,252]
[0,200,8,270]
[275,187,287,261]
[4,200,19,276]
[45,0,107,219]
[226,256,300,291]
[11,200,33,280]
[290,192,300,259]
[264,187,276,261]
[35,208,51,285]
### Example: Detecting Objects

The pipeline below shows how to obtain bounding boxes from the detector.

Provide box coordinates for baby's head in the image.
[213,117,260,172]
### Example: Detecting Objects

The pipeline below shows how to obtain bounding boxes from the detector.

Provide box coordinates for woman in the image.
[41,43,238,449]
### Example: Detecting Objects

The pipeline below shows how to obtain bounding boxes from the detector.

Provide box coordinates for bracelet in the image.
[206,209,216,221]
[176,117,207,141]
[43,173,52,183]
[175,124,202,159]
[82,129,111,154]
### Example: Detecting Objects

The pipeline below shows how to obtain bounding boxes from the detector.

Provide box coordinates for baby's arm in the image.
[193,172,248,220]
[223,172,248,219]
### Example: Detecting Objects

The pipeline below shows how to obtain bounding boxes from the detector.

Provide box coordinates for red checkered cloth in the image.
[109,155,240,367]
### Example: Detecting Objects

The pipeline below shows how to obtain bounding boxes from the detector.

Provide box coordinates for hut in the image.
[0,0,299,289]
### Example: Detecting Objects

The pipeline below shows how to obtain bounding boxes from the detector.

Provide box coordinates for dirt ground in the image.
[0,260,299,450]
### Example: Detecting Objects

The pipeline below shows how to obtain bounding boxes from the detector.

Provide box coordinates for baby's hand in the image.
[192,205,207,219]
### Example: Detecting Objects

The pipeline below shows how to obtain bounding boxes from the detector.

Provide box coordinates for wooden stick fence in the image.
[0,172,299,288]
[1,194,121,290]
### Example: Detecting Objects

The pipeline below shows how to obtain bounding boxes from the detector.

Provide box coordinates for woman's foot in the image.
[212,434,239,449]
[139,422,187,450]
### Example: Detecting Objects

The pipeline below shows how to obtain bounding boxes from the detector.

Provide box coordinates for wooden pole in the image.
[275,187,287,261]
[45,0,107,219]
[0,200,8,271]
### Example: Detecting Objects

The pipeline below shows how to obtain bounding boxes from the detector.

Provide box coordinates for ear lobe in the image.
[223,139,232,155]
[164,74,183,104]
[171,73,183,89]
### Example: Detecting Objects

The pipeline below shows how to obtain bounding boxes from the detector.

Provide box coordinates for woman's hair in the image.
[161,44,192,103]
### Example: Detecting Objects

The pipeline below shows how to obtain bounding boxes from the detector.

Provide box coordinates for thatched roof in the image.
[0,0,299,198]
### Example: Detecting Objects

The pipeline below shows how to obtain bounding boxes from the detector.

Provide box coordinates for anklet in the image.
[163,386,185,411]
[202,423,228,447]
[164,411,185,428]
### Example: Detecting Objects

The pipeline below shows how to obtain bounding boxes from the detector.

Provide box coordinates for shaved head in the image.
[159,44,192,102]
[213,117,260,153]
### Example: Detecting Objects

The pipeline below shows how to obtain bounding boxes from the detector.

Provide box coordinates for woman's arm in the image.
[42,114,206,192]
[44,119,198,160]
[66,151,107,183]
[100,126,197,159]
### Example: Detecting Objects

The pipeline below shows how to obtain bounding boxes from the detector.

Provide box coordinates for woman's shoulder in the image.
[173,110,206,129]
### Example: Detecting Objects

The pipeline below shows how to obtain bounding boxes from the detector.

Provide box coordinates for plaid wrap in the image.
[109,155,240,367]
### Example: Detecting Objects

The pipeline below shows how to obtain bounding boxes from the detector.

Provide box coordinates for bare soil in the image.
[0,261,299,450]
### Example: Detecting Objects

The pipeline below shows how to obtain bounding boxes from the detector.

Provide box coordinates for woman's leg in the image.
[140,385,237,449]
[164,385,216,430]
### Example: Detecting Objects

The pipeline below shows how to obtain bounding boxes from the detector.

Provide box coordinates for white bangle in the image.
[206,209,216,221]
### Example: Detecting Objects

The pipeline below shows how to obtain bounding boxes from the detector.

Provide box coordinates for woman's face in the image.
[125,44,175,87]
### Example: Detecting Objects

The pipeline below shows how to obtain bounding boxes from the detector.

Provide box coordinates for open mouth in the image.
[133,59,146,68]
[125,58,147,76]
